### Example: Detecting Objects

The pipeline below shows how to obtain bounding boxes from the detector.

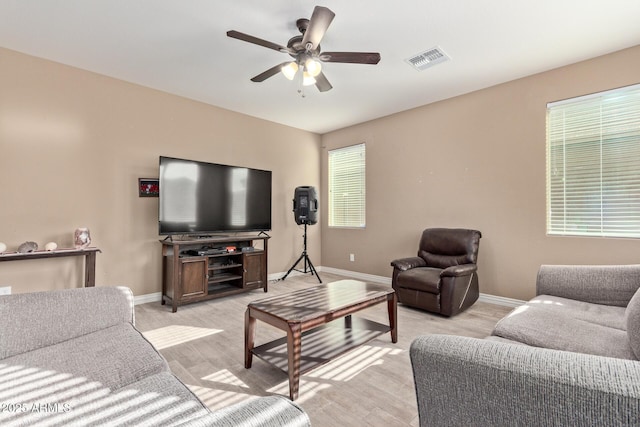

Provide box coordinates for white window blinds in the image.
[328,143,366,228]
[546,84,640,238]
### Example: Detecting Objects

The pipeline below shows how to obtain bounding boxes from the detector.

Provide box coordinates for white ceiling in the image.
[1,1,640,134]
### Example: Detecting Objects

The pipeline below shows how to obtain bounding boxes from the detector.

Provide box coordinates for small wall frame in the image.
[139,178,159,197]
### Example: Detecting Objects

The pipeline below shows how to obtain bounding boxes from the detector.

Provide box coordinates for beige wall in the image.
[321,45,640,301]
[3,44,640,301]
[0,47,321,296]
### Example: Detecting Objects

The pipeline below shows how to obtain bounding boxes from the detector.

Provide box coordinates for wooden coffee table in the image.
[244,279,397,400]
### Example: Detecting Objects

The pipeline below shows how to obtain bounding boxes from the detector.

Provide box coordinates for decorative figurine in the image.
[0,242,6,254]
[74,228,91,249]
[45,242,58,251]
[18,241,38,253]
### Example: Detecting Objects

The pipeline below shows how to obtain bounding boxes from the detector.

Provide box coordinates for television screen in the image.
[159,156,272,235]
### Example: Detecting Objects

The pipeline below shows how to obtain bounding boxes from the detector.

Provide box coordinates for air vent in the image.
[405,47,450,71]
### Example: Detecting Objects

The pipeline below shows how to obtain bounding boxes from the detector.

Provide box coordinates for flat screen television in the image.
[159,156,272,235]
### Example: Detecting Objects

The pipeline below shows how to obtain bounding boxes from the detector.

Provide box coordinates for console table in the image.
[0,247,101,287]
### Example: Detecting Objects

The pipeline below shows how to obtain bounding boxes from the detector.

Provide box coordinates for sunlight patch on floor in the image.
[201,369,249,389]
[142,325,223,350]
[267,379,331,404]
[307,345,403,382]
[264,345,403,403]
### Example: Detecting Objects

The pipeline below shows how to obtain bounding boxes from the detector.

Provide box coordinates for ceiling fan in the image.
[226,5,381,93]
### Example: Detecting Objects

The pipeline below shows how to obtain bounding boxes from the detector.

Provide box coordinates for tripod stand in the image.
[282,222,321,283]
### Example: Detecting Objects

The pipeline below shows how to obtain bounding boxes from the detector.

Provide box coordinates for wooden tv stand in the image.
[160,235,269,312]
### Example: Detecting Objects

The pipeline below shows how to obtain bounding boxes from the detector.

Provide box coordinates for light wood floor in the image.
[135,272,512,427]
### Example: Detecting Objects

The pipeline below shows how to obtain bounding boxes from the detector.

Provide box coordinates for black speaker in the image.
[293,186,318,225]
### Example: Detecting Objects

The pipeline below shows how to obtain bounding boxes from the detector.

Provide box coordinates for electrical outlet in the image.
[0,286,11,295]
[349,254,355,262]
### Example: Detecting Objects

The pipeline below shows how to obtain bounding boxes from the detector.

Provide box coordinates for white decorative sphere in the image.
[0,242,6,254]
[45,242,58,251]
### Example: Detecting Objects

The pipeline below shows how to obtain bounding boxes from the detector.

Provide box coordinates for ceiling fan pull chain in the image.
[297,71,306,98]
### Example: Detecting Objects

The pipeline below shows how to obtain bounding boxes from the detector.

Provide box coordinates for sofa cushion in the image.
[0,322,168,396]
[484,335,530,346]
[492,301,635,360]
[625,288,640,359]
[536,264,640,307]
[528,295,626,330]
[396,267,441,293]
[0,286,134,359]
[0,371,209,426]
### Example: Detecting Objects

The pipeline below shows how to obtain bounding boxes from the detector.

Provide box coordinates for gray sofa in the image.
[410,265,640,426]
[0,286,310,426]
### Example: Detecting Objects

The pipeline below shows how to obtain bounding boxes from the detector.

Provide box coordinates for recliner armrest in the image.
[390,257,427,271]
[440,263,477,277]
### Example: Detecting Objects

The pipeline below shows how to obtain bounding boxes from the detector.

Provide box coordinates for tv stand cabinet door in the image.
[243,252,266,290]
[180,258,207,298]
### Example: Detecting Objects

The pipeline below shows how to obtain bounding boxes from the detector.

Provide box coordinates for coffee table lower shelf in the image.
[251,316,390,375]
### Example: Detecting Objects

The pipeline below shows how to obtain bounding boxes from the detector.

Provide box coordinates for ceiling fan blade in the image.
[319,52,381,64]
[301,6,335,51]
[251,62,290,82]
[227,30,290,53]
[315,72,333,92]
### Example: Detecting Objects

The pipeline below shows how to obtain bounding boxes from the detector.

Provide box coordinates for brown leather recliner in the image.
[391,228,482,317]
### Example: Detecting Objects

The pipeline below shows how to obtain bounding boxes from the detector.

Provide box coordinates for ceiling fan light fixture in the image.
[302,71,316,86]
[304,58,322,77]
[228,6,380,93]
[281,62,299,80]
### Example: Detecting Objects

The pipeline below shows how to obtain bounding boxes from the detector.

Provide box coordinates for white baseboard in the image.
[132,272,311,305]
[477,293,525,307]
[268,271,294,281]
[134,267,526,308]
[319,266,391,285]
[133,272,320,305]
[134,292,162,305]
[268,267,390,285]
[268,270,314,281]
[317,266,525,308]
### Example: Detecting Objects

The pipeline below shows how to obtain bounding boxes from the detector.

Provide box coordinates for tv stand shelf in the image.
[209,272,243,283]
[160,235,269,312]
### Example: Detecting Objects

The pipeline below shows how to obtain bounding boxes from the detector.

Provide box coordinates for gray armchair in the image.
[391,228,481,316]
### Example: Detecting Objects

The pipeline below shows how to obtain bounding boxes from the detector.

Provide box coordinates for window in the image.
[328,143,366,228]
[546,84,640,238]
